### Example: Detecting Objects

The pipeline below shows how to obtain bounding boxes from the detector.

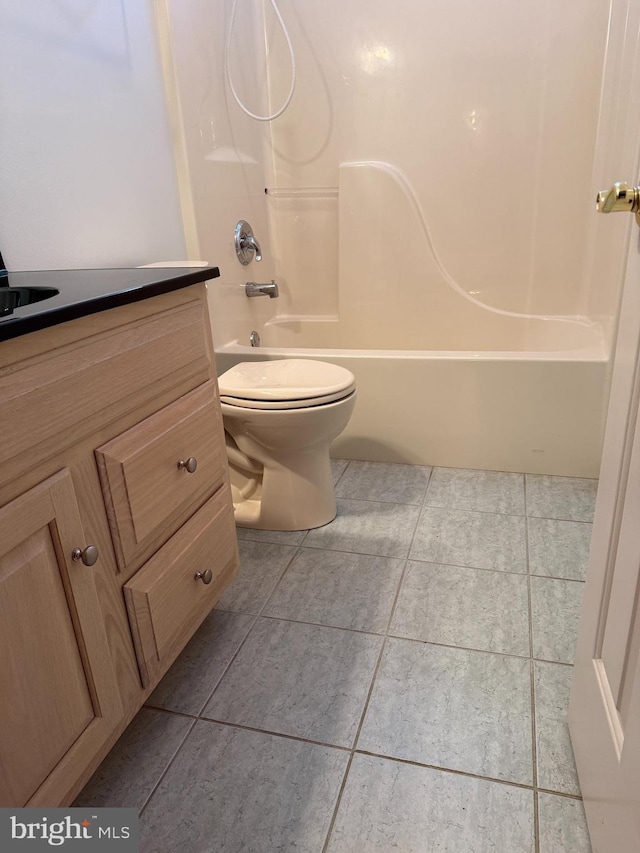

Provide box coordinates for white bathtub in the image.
[216,314,609,478]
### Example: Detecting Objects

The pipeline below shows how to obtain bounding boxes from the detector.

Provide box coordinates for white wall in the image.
[160,0,276,348]
[0,0,185,270]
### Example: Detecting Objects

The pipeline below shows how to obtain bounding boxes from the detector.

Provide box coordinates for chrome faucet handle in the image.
[235,220,263,265]
[243,234,262,262]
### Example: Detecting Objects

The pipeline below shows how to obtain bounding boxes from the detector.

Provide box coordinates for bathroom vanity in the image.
[0,267,239,806]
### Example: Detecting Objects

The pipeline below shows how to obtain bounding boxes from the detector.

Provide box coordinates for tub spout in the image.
[245,280,279,298]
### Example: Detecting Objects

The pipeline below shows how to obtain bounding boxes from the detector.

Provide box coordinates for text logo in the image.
[1,809,138,850]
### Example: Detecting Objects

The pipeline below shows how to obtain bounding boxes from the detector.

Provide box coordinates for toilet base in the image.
[221,388,356,532]
[228,449,337,531]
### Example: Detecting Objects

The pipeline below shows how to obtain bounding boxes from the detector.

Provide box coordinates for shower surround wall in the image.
[263,0,611,323]
[158,0,276,343]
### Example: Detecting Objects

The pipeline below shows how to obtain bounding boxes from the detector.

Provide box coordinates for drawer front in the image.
[123,485,238,686]
[0,299,211,490]
[96,381,226,569]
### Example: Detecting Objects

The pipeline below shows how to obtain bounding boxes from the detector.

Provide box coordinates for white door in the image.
[568,190,640,848]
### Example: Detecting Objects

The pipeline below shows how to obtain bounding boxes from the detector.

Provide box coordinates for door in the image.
[568,195,640,847]
[0,469,122,807]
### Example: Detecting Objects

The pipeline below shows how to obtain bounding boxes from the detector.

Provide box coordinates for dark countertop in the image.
[0,265,220,342]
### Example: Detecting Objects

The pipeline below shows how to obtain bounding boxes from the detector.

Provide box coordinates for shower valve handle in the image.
[235,220,263,265]
[242,234,262,262]
[596,181,640,224]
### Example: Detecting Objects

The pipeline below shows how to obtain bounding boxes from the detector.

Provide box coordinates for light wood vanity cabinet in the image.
[0,284,238,807]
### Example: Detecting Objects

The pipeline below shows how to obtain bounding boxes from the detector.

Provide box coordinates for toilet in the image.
[218,359,357,530]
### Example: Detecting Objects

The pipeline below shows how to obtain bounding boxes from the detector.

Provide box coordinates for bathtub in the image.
[215,313,609,479]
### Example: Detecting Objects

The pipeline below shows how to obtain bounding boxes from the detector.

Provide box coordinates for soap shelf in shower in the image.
[265,187,338,198]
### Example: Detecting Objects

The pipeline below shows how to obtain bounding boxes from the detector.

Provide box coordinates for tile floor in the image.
[76,462,597,852]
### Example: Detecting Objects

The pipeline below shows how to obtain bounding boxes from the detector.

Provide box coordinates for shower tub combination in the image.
[217,162,608,479]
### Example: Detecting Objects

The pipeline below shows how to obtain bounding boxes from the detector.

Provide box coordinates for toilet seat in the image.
[218,359,356,410]
[220,388,356,410]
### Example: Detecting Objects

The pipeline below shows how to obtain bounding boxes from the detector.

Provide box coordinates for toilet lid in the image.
[218,359,356,405]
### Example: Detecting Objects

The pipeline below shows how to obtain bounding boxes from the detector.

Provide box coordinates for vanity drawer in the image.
[124,485,238,685]
[0,298,211,491]
[96,381,226,569]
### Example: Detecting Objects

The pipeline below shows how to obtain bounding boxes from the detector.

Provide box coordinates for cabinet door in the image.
[0,470,122,807]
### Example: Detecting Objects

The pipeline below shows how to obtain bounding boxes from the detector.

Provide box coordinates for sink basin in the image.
[0,286,60,317]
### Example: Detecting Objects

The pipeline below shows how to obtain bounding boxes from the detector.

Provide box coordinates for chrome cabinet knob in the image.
[195,569,213,585]
[72,545,99,566]
[596,181,640,224]
[177,457,198,473]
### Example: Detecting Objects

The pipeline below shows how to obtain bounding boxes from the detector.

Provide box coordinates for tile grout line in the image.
[139,705,586,801]
[190,615,260,718]
[292,543,532,574]
[321,752,356,853]
[142,705,197,720]
[320,466,434,852]
[138,716,198,817]
[319,560,411,853]
[334,463,432,508]
[352,749,537,793]
[536,786,584,801]
[182,705,593,796]
[236,548,587,584]
[256,543,306,611]
[210,609,574,666]
[136,610,266,819]
[137,543,307,821]
[331,458,351,490]
[193,543,305,716]
[197,716,353,753]
[238,504,593,527]
[525,476,541,853]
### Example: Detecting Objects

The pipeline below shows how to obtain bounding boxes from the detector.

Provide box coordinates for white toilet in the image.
[218,359,357,530]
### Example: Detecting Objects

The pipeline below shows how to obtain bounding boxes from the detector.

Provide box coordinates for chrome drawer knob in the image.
[195,569,213,585]
[177,457,198,473]
[72,545,99,567]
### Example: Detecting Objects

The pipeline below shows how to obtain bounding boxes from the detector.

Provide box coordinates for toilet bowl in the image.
[218,359,356,530]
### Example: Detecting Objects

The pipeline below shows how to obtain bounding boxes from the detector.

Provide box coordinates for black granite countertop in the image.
[0,265,220,342]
